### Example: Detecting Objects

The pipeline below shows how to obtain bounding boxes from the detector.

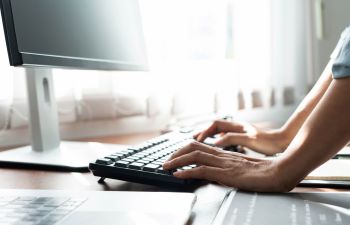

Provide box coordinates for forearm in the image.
[276,77,350,189]
[257,62,333,155]
[280,61,333,142]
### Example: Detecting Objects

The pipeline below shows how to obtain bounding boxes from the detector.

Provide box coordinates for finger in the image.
[216,151,263,162]
[173,165,223,182]
[196,122,220,142]
[215,133,249,147]
[193,131,201,139]
[167,141,220,161]
[163,151,224,170]
[197,120,245,142]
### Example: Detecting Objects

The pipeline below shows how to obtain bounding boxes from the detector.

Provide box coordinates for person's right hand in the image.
[194,120,290,155]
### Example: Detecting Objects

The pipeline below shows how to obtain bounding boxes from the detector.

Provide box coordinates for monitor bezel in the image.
[0,0,22,66]
[0,0,147,71]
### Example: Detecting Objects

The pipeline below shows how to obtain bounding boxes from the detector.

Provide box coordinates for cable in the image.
[0,107,11,137]
[10,106,28,122]
[78,100,93,120]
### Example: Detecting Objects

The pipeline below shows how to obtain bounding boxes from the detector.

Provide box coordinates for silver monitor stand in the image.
[0,67,115,171]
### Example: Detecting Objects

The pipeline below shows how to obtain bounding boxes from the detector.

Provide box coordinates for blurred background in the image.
[0,0,350,147]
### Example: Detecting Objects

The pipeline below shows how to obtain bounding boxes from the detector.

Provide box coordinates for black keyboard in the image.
[89,131,238,187]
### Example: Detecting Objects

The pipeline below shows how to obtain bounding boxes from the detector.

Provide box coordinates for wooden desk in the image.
[0,132,349,225]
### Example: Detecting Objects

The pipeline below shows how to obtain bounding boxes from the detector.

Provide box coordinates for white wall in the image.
[311,0,350,81]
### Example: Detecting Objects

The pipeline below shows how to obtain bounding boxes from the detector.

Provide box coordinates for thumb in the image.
[215,133,249,147]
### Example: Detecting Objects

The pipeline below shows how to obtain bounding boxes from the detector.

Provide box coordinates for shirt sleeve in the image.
[331,27,350,79]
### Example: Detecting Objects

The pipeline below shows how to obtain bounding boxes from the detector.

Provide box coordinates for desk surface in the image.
[1,132,349,225]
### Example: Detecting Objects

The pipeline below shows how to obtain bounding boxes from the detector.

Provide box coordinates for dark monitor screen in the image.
[0,0,147,70]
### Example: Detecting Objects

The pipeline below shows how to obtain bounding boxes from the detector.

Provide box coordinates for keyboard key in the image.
[38,206,56,211]
[28,212,48,217]
[183,166,192,170]
[156,158,166,163]
[123,158,135,163]
[136,160,151,164]
[39,215,64,224]
[34,197,53,203]
[147,155,160,160]
[6,212,26,218]
[123,149,135,153]
[18,197,36,201]
[111,153,127,160]
[22,204,39,209]
[143,164,160,172]
[127,156,140,160]
[134,152,148,157]
[105,156,120,161]
[126,148,139,153]
[120,150,133,157]
[143,157,156,162]
[112,153,125,158]
[115,161,129,167]
[157,167,171,175]
[152,161,164,166]
[21,215,41,222]
[96,158,113,165]
[36,209,51,214]
[128,162,144,170]
[145,144,153,149]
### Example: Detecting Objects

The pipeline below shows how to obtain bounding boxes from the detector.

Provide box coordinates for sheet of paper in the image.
[336,146,350,157]
[306,159,350,181]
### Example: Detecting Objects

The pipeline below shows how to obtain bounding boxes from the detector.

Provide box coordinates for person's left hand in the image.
[163,141,288,192]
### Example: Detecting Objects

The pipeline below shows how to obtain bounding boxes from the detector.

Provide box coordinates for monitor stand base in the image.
[0,141,122,172]
[0,68,121,172]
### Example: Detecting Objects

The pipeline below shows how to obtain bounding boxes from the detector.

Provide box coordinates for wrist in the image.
[271,157,301,192]
[261,129,290,154]
[274,127,293,150]
[246,159,296,192]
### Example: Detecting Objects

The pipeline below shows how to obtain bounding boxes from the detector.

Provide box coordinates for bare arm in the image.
[164,61,350,192]
[277,76,350,189]
[280,61,333,143]
[193,61,333,155]
[164,75,350,192]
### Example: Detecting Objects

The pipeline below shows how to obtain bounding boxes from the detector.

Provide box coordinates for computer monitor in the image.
[0,0,147,171]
